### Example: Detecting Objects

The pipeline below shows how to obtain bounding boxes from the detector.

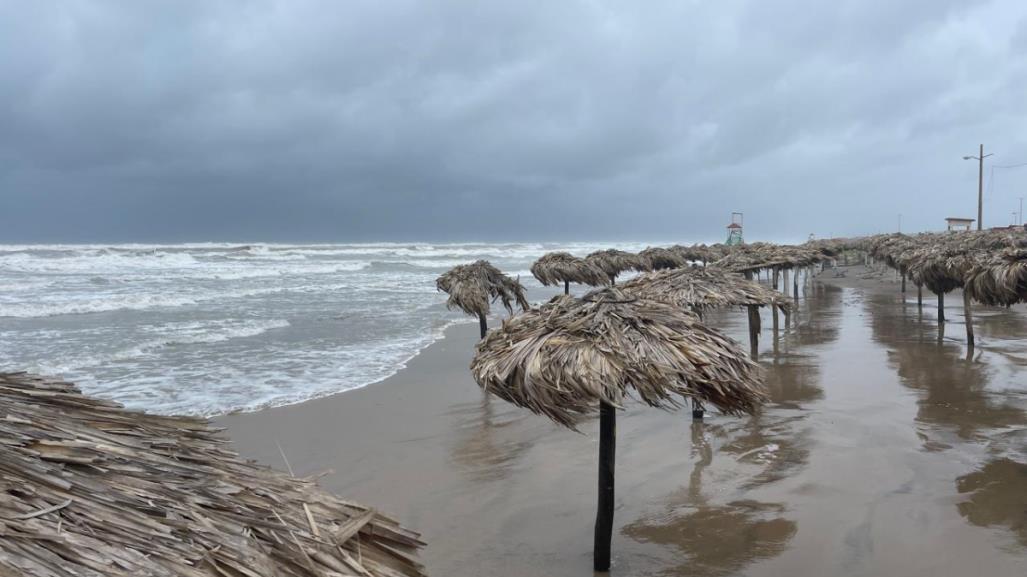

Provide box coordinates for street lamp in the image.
[964,144,994,230]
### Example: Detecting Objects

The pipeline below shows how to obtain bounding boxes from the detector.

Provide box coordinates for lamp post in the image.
[963,144,993,230]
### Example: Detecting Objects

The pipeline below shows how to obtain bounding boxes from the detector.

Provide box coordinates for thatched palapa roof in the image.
[530,252,609,288]
[638,247,687,270]
[965,248,1027,306]
[622,267,791,312]
[0,372,425,577]
[436,260,529,318]
[584,249,647,282]
[470,287,765,428]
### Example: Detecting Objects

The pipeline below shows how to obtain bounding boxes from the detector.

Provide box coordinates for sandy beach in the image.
[219,267,1026,576]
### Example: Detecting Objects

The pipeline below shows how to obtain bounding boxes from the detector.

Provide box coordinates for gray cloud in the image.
[3,0,1027,243]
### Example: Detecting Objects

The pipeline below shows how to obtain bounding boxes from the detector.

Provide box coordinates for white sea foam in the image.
[30,319,292,376]
[0,241,689,415]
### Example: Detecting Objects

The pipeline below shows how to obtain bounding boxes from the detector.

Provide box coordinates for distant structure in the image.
[726,212,744,246]
[945,217,975,231]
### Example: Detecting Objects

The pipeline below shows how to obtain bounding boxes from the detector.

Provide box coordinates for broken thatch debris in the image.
[0,372,425,577]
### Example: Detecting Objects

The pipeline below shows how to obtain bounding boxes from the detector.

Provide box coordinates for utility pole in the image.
[963,144,993,230]
[979,145,984,230]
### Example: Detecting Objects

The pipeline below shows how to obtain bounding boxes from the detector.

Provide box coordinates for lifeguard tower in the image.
[726,212,744,246]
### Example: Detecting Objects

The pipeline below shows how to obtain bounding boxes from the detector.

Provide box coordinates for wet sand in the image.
[219,266,1026,576]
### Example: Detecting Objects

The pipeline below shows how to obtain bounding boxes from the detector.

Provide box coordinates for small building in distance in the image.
[945,217,975,231]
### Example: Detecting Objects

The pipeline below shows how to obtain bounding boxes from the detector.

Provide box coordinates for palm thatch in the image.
[621,267,791,313]
[530,252,609,292]
[584,249,647,284]
[965,248,1027,306]
[638,247,687,271]
[470,287,766,429]
[436,260,529,318]
[0,372,425,577]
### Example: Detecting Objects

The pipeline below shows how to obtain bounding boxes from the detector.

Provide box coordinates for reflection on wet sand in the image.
[719,415,811,490]
[624,422,797,576]
[624,500,797,577]
[956,458,1027,548]
[862,283,1027,551]
[867,291,1027,444]
[447,395,539,482]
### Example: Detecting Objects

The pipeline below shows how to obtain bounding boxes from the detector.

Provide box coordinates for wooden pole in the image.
[937,291,945,323]
[478,313,488,339]
[772,302,779,338]
[793,269,799,301]
[564,280,570,295]
[594,401,616,572]
[963,290,975,349]
[901,272,906,293]
[691,398,704,420]
[917,284,923,307]
[772,268,779,290]
[783,306,791,330]
[747,305,760,360]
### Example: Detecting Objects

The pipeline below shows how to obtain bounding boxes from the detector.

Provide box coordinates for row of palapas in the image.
[436,242,837,572]
[855,229,1027,348]
[0,241,841,577]
[436,242,839,344]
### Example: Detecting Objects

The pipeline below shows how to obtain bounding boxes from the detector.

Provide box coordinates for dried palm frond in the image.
[531,252,609,288]
[470,287,766,428]
[0,372,425,577]
[437,260,530,318]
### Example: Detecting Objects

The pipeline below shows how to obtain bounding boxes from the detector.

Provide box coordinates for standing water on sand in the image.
[0,242,657,415]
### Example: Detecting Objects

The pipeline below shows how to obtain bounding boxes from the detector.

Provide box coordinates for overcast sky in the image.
[3,1,1027,243]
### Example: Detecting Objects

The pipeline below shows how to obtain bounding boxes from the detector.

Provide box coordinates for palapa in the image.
[530,252,609,294]
[965,248,1027,306]
[470,287,764,571]
[437,260,529,337]
[622,266,792,365]
[621,267,791,313]
[0,372,425,577]
[584,249,647,285]
[638,246,687,270]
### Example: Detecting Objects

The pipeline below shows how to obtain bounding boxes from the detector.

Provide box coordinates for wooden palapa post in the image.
[963,290,975,349]
[746,305,760,360]
[936,291,945,323]
[564,280,570,295]
[901,271,906,293]
[478,313,488,339]
[594,401,616,572]
[917,284,923,307]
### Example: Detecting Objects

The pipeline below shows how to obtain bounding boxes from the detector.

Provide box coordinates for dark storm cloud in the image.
[3,0,1027,243]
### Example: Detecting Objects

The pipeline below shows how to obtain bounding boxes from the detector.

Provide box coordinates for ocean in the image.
[0,242,661,415]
